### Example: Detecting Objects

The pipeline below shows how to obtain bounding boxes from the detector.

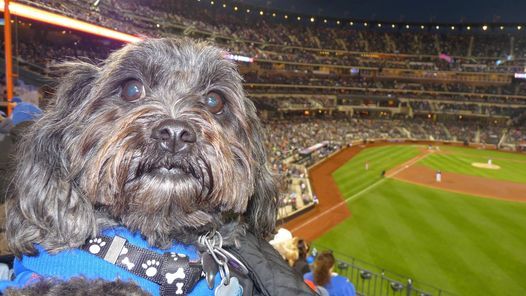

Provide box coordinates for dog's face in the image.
[7,38,278,255]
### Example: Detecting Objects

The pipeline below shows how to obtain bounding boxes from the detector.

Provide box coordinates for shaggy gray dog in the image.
[2,38,315,295]
[7,38,277,255]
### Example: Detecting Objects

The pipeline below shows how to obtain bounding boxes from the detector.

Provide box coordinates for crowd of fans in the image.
[16,0,526,72]
[3,1,524,126]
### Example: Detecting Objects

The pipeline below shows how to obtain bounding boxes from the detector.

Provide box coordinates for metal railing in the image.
[312,245,456,296]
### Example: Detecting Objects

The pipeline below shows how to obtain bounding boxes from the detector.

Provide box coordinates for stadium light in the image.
[259,10,263,15]
[482,25,488,31]
[210,0,214,5]
[420,25,425,29]
[0,1,142,43]
[364,22,368,27]
[500,26,504,30]
[405,24,409,29]
[467,26,471,30]
[272,12,276,17]
[450,26,455,30]
[297,16,301,21]
[391,24,395,28]
[324,19,327,23]
[377,23,382,27]
[284,14,288,19]
[349,21,353,26]
[336,20,340,25]
[234,6,238,11]
[310,17,315,23]
[518,25,522,30]
[246,8,250,13]
[222,3,226,8]
[435,25,439,29]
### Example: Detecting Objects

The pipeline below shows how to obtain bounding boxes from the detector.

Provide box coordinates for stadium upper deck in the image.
[4,0,526,130]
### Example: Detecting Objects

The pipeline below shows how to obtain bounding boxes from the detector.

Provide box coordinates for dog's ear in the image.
[6,62,99,257]
[50,61,100,112]
[244,101,279,240]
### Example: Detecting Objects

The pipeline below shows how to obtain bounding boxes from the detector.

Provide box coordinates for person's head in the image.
[313,251,335,286]
[270,228,299,266]
[297,239,309,260]
[11,101,42,126]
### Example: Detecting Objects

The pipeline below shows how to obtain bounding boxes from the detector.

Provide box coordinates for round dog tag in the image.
[214,276,243,296]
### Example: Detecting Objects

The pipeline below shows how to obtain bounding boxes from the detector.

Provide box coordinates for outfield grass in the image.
[315,145,526,296]
[420,146,526,183]
[333,145,421,198]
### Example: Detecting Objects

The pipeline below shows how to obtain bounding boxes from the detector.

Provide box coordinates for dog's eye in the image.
[121,80,145,102]
[205,91,225,114]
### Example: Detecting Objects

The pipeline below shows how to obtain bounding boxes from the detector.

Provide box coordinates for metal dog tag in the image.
[215,277,243,296]
[202,252,219,289]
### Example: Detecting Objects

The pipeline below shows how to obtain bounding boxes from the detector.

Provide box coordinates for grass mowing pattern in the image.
[420,146,526,183]
[315,146,526,295]
[333,145,421,198]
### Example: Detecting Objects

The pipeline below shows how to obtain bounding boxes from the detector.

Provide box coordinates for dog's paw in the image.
[88,238,107,254]
[142,259,160,277]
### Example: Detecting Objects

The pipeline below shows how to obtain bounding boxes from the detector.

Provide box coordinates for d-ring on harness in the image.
[198,232,249,296]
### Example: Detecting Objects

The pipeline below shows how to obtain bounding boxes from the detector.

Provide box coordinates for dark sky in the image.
[236,0,526,23]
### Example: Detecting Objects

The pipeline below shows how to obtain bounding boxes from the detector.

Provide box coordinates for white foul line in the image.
[290,151,432,234]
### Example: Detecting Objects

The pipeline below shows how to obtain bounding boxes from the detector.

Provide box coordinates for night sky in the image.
[236,0,526,23]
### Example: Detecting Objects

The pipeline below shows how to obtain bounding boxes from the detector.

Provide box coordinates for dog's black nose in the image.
[151,119,196,153]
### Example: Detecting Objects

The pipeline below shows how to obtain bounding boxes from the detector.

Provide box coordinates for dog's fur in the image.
[6,38,278,260]
[5,278,150,296]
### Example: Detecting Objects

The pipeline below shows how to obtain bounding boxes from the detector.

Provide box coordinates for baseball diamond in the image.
[286,143,526,295]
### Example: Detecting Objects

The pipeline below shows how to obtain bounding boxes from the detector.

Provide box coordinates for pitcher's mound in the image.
[472,162,501,170]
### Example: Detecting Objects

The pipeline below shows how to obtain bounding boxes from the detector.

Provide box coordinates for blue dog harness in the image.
[0,227,222,295]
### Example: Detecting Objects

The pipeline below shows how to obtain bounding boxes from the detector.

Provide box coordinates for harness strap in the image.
[81,235,203,295]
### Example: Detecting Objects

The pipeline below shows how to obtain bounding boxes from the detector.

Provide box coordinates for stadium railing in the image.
[313,244,457,296]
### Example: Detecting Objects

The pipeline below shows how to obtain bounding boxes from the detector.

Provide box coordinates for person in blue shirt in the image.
[304,251,356,296]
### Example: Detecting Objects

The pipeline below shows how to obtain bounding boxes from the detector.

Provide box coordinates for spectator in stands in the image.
[10,98,42,126]
[304,251,356,296]
[269,228,299,267]
[293,239,311,276]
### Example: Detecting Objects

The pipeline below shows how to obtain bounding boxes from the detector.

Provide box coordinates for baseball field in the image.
[290,144,526,296]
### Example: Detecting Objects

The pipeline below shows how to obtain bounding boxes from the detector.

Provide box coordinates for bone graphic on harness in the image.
[88,238,106,254]
[166,267,185,284]
[121,256,135,270]
[142,259,160,277]
[175,282,184,295]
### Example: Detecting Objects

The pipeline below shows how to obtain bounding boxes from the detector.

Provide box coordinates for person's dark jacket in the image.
[226,232,317,296]
[293,259,310,276]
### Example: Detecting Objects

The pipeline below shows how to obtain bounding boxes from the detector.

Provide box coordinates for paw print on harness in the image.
[88,238,106,254]
[170,252,187,261]
[142,259,160,277]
